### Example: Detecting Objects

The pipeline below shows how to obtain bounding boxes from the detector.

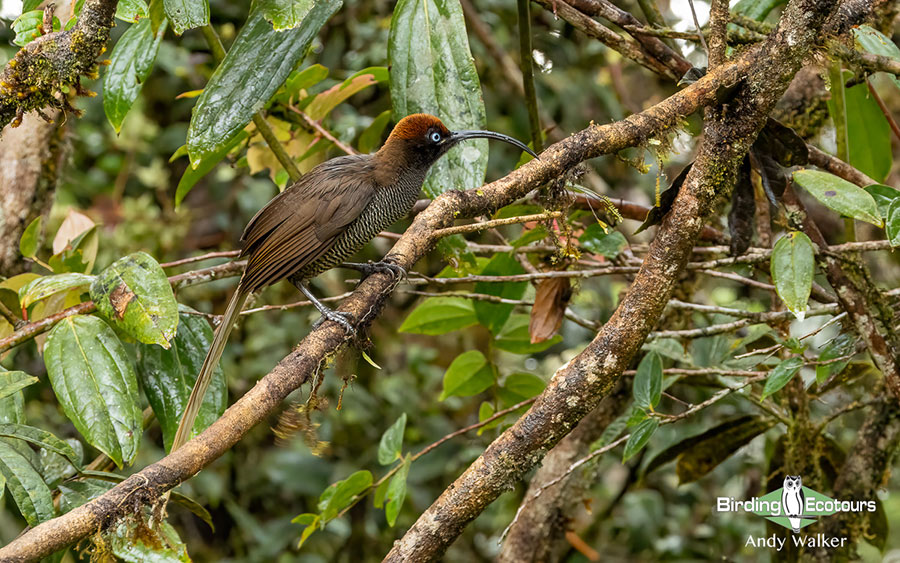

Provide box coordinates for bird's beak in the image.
[449,130,540,159]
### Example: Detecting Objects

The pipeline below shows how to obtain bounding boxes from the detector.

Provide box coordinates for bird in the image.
[781,475,805,533]
[170,113,538,452]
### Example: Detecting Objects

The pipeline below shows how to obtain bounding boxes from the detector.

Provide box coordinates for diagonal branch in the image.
[0,50,750,563]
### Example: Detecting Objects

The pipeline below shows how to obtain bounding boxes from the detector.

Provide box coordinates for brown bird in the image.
[171,113,537,451]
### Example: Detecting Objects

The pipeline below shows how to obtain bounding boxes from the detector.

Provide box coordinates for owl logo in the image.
[781,475,805,533]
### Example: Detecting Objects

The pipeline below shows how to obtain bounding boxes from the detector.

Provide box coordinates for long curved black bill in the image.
[450,130,539,159]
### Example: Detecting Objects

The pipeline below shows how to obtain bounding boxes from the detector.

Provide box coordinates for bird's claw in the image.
[346,260,407,282]
[312,309,357,335]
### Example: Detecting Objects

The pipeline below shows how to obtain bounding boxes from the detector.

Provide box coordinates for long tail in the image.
[170,288,249,452]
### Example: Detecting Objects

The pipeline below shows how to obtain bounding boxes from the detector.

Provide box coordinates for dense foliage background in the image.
[0,0,899,561]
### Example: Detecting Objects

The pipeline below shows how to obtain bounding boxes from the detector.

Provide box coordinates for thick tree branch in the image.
[0,48,750,562]
[0,0,119,130]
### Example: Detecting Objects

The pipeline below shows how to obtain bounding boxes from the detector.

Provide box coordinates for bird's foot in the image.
[312,308,357,335]
[343,259,407,282]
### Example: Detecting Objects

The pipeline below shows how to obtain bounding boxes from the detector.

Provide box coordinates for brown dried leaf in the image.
[529,277,572,344]
[52,209,95,255]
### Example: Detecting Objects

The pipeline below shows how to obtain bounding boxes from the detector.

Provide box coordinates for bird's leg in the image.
[341,257,407,282]
[292,280,356,334]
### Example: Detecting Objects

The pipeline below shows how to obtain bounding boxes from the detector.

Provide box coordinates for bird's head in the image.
[381,113,538,169]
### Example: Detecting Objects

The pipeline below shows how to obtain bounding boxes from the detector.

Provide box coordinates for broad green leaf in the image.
[0,439,54,526]
[793,170,883,227]
[887,198,900,248]
[22,0,43,10]
[826,78,892,183]
[473,253,527,334]
[733,0,782,19]
[0,371,27,424]
[109,520,191,562]
[498,372,546,408]
[136,306,226,451]
[44,315,142,468]
[187,1,343,167]
[48,225,99,275]
[359,110,393,154]
[377,413,406,465]
[389,0,488,198]
[293,513,320,548]
[0,424,83,470]
[91,252,179,349]
[58,478,114,513]
[439,350,493,400]
[40,437,83,487]
[385,456,410,527]
[175,130,249,207]
[0,371,38,402]
[579,224,627,258]
[318,470,372,521]
[771,232,815,320]
[258,0,313,31]
[623,417,658,461]
[511,225,549,248]
[282,64,330,98]
[163,0,208,34]
[494,314,562,354]
[398,297,478,335]
[12,11,49,47]
[103,18,167,133]
[115,0,149,22]
[633,351,662,410]
[19,216,42,259]
[864,184,900,217]
[761,356,804,400]
[853,25,900,90]
[18,273,94,309]
[816,333,855,384]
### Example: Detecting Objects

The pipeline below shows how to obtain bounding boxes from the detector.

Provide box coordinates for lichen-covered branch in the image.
[0,0,119,130]
[0,47,750,562]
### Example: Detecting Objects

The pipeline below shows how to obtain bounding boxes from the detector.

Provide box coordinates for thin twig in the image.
[160,250,241,268]
[289,105,359,156]
[866,78,900,143]
[431,211,563,239]
[685,0,709,56]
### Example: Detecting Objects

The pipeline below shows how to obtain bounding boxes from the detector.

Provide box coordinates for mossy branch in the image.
[0,0,119,131]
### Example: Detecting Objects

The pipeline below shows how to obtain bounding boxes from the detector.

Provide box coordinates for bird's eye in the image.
[430,131,442,143]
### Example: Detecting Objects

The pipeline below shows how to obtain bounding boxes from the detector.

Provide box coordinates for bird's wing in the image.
[238,155,377,292]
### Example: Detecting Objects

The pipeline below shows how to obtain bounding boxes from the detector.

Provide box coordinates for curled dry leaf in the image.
[52,210,94,255]
[529,277,572,344]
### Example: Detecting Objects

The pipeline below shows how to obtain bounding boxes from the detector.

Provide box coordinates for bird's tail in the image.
[170,288,249,452]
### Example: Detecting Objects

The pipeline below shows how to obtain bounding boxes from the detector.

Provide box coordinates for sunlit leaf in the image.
[0,371,38,402]
[163,0,208,34]
[793,170,883,227]
[399,297,478,335]
[771,232,815,320]
[318,470,372,521]
[439,350,493,400]
[377,413,406,465]
[258,0,314,31]
[761,356,804,400]
[18,273,93,310]
[19,216,42,259]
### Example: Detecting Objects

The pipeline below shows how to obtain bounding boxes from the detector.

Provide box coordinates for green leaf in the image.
[44,315,142,468]
[0,424,83,470]
[771,232,815,320]
[0,371,38,402]
[49,223,99,274]
[163,0,208,34]
[887,198,900,248]
[0,440,55,526]
[109,520,191,562]
[826,78,893,183]
[41,437,83,487]
[175,130,249,207]
[853,25,900,90]
[19,216,42,259]
[864,184,900,218]
[385,456,410,527]
[23,0,43,11]
[135,306,227,452]
[498,372,546,407]
[318,470,372,521]
[18,273,94,309]
[90,252,179,349]
[494,314,562,354]
[293,513,320,547]
[579,224,627,258]
[258,0,314,30]
[305,69,384,120]
[793,170,883,227]
[733,0,783,19]
[0,371,27,425]
[633,351,663,410]
[439,350,494,400]
[623,417,658,461]
[186,1,342,167]
[115,0,149,22]
[389,0,488,198]
[377,413,406,465]
[816,333,855,384]
[398,297,478,335]
[12,11,46,47]
[359,110,392,154]
[761,356,804,400]
[473,253,527,334]
[103,18,167,134]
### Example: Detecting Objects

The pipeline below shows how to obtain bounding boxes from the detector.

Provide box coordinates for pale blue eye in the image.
[430,132,441,143]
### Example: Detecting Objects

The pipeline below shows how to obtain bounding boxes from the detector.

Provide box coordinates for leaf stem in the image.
[200,24,302,183]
